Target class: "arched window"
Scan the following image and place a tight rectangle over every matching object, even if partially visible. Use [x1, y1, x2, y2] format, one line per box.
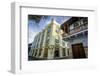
[54, 47, 59, 58]
[62, 48, 66, 56]
[43, 48, 48, 58]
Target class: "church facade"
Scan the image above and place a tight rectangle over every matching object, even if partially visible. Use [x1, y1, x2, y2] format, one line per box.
[29, 19, 69, 60]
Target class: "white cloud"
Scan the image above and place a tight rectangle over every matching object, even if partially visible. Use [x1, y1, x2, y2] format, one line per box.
[28, 29, 38, 44]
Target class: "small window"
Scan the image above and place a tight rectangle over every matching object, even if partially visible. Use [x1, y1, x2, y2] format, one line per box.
[67, 50, 69, 56]
[83, 18, 88, 24]
[44, 48, 48, 57]
[47, 29, 51, 33]
[56, 28, 60, 34]
[55, 39, 59, 43]
[46, 38, 49, 44]
[35, 50, 37, 56]
[39, 49, 42, 56]
[32, 49, 34, 55]
[62, 48, 66, 56]
[70, 25, 74, 30]
[54, 48, 59, 57]
[74, 22, 79, 28]
[62, 42, 65, 46]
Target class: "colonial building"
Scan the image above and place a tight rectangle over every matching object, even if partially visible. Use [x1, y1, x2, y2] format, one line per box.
[29, 19, 69, 60]
[61, 17, 88, 58]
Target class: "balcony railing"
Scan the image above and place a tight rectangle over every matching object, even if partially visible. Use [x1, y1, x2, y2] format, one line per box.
[69, 24, 87, 35]
[62, 24, 88, 37]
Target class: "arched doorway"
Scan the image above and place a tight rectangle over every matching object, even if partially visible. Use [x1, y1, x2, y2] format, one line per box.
[43, 48, 48, 58]
[54, 48, 59, 58]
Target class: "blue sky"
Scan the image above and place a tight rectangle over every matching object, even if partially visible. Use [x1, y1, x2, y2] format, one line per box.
[28, 15, 71, 44]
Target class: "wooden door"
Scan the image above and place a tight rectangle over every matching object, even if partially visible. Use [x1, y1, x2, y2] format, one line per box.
[43, 48, 48, 58]
[72, 43, 86, 58]
[54, 48, 59, 58]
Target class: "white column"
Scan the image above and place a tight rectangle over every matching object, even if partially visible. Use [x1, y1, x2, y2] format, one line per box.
[34, 35, 38, 57]
[36, 34, 40, 58]
[47, 48, 51, 59]
[32, 39, 37, 57]
[47, 46, 54, 59]
[38, 33, 43, 58]
[33, 49, 36, 57]
[52, 47, 55, 59]
[59, 36, 63, 58]
[65, 48, 68, 56]
[59, 47, 63, 58]
[40, 48, 44, 58]
[40, 30, 47, 58]
[38, 33, 42, 48]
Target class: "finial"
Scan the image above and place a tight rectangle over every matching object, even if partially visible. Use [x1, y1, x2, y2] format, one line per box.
[51, 18, 60, 25]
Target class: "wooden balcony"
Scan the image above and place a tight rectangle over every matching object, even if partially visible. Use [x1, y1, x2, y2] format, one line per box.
[69, 24, 87, 35]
